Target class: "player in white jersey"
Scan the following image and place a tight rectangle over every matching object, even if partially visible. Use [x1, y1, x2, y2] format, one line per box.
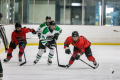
[37, 16, 51, 53]
[34, 21, 62, 65]
[37, 16, 51, 39]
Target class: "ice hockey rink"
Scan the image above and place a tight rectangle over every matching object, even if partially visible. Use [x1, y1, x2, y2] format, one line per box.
[1, 0, 120, 80]
[0, 45, 120, 80]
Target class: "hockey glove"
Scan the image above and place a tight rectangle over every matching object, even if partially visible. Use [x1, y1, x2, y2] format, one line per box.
[53, 33, 59, 40]
[38, 33, 41, 39]
[65, 47, 71, 54]
[18, 41, 24, 45]
[32, 29, 37, 34]
[5, 48, 8, 51]
[75, 53, 81, 60]
[18, 41, 26, 47]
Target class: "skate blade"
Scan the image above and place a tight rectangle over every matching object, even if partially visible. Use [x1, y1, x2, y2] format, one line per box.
[33, 63, 37, 65]
[3, 61, 9, 63]
[19, 61, 22, 62]
[47, 62, 52, 66]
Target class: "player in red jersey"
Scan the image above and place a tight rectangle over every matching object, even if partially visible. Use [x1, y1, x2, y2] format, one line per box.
[64, 31, 98, 68]
[4, 23, 36, 62]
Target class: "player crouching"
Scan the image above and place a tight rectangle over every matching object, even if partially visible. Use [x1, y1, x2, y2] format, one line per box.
[34, 21, 62, 65]
[64, 31, 98, 68]
[4, 23, 36, 62]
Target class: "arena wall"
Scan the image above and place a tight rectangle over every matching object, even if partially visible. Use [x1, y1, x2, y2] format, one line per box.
[0, 25, 120, 47]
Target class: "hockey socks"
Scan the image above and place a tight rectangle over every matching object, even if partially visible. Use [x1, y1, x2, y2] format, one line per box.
[48, 53, 54, 65]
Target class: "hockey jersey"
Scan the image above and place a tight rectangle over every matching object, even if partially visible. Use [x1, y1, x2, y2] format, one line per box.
[11, 27, 34, 45]
[64, 36, 91, 53]
[40, 25, 62, 46]
[37, 22, 47, 38]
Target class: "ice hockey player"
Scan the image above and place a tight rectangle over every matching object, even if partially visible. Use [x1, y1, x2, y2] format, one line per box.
[37, 16, 51, 53]
[0, 13, 9, 79]
[64, 31, 98, 68]
[34, 21, 62, 65]
[4, 23, 36, 62]
[37, 16, 51, 39]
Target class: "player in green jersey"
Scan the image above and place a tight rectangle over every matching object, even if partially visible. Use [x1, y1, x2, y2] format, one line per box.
[34, 21, 62, 65]
[37, 16, 51, 39]
[37, 16, 51, 53]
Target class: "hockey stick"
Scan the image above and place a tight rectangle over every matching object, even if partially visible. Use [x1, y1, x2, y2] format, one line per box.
[79, 58, 99, 69]
[111, 26, 120, 32]
[55, 41, 66, 68]
[20, 44, 27, 66]
[44, 45, 47, 53]
[26, 37, 39, 39]
[113, 30, 120, 32]
[70, 53, 99, 69]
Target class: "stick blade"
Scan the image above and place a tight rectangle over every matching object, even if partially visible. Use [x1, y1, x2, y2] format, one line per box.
[20, 62, 27, 66]
[114, 30, 118, 32]
[59, 64, 66, 68]
[94, 63, 99, 69]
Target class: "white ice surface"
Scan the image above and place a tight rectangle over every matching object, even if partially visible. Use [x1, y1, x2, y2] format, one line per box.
[0, 45, 120, 80]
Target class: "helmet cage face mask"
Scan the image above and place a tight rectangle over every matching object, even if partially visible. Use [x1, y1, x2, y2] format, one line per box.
[72, 31, 79, 42]
[46, 19, 51, 26]
[16, 27, 21, 33]
[50, 25, 56, 31]
[49, 21, 56, 32]
[72, 36, 79, 42]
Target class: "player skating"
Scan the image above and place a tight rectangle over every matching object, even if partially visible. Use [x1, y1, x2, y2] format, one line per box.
[37, 16, 51, 53]
[34, 21, 62, 65]
[3, 23, 36, 62]
[64, 31, 98, 68]
[37, 16, 51, 39]
[0, 13, 9, 79]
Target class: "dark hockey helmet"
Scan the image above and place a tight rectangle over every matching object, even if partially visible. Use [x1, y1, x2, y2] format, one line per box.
[0, 13, 3, 20]
[49, 20, 56, 25]
[72, 31, 79, 42]
[46, 16, 51, 20]
[15, 22, 22, 33]
[15, 22, 22, 28]
[46, 16, 51, 26]
[72, 31, 79, 37]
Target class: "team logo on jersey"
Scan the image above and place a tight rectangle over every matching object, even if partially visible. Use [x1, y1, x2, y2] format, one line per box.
[15, 34, 24, 40]
[47, 35, 54, 39]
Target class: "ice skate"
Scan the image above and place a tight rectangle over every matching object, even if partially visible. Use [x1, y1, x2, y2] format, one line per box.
[3, 58, 10, 62]
[47, 59, 52, 65]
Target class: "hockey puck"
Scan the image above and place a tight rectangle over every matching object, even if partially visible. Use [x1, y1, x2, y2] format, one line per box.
[112, 71, 114, 74]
